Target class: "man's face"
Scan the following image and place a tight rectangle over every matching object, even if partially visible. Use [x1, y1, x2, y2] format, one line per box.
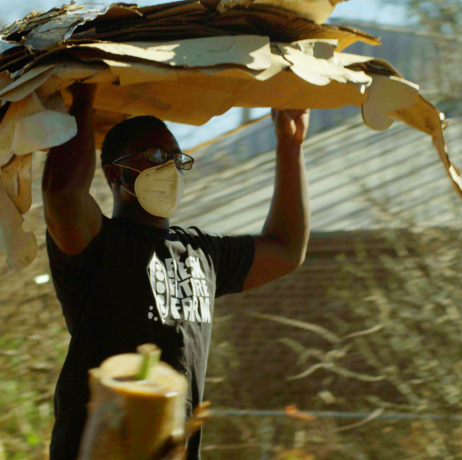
[111, 126, 184, 193]
[120, 126, 182, 173]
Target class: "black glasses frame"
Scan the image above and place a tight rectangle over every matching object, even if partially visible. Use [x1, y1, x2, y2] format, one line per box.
[113, 147, 195, 171]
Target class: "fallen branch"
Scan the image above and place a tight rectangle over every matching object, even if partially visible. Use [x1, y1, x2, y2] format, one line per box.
[331, 408, 385, 433]
[247, 312, 341, 344]
[288, 362, 386, 382]
[345, 324, 385, 339]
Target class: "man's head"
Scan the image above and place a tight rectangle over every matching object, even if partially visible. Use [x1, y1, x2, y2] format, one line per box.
[101, 116, 192, 220]
[101, 116, 180, 187]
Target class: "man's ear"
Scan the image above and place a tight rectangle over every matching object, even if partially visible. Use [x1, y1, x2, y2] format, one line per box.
[104, 164, 121, 186]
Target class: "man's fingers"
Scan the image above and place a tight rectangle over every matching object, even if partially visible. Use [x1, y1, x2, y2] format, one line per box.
[288, 109, 310, 119]
[272, 109, 292, 125]
[272, 109, 310, 121]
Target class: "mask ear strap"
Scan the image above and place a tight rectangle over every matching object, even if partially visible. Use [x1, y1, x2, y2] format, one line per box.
[120, 185, 137, 198]
[114, 164, 139, 197]
[114, 163, 141, 174]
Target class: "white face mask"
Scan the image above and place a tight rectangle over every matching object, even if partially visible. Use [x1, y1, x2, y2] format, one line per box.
[116, 160, 185, 218]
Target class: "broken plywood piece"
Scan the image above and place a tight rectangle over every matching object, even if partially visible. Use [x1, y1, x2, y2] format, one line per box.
[0, 189, 37, 271]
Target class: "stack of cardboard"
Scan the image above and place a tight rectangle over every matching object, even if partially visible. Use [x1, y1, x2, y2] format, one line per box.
[0, 0, 459, 270]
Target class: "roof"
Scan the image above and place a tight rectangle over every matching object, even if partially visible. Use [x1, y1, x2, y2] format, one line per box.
[172, 99, 462, 233]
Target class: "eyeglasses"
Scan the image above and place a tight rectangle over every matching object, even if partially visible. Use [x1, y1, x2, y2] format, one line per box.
[113, 148, 195, 171]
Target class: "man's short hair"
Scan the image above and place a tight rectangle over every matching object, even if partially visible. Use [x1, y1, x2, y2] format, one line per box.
[101, 115, 168, 168]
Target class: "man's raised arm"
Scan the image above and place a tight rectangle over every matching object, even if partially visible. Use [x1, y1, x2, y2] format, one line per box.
[243, 109, 311, 290]
[42, 84, 102, 255]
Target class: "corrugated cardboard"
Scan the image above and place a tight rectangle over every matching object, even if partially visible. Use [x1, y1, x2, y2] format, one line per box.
[0, 0, 458, 271]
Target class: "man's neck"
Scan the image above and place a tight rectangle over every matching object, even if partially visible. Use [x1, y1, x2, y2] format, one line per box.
[112, 203, 169, 229]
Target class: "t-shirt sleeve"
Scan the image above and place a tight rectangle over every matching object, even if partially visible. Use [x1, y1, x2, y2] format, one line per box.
[187, 228, 255, 298]
[46, 216, 109, 333]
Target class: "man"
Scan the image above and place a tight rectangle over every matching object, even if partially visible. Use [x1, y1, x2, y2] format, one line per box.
[42, 83, 310, 460]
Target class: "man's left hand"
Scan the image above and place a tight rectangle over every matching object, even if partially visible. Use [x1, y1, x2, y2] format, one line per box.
[272, 109, 310, 146]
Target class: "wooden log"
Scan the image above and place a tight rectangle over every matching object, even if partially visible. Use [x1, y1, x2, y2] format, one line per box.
[78, 344, 190, 460]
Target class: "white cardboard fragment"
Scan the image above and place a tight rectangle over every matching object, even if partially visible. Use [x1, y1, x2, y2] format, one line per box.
[0, 92, 45, 165]
[22, 4, 110, 50]
[362, 75, 419, 131]
[0, 188, 38, 271]
[78, 35, 272, 70]
[12, 110, 77, 155]
[0, 90, 76, 157]
[0, 65, 56, 102]
[276, 41, 371, 86]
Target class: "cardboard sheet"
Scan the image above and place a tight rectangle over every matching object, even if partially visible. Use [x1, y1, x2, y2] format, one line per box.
[391, 97, 462, 201]
[0, 93, 45, 166]
[0, 188, 37, 271]
[0, 0, 457, 271]
[0, 170, 18, 197]
[362, 75, 420, 131]
[77, 44, 371, 126]
[36, 61, 112, 98]
[103, 60, 180, 86]
[1, 154, 32, 215]
[218, 0, 255, 12]
[78, 35, 272, 70]
[215, 0, 344, 24]
[0, 65, 56, 102]
[11, 4, 111, 51]
[0, 90, 77, 158]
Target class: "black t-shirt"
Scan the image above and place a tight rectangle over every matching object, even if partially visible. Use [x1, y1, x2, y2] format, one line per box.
[47, 215, 255, 460]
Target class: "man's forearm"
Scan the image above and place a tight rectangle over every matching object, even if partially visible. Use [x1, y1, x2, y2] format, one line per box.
[262, 141, 310, 266]
[42, 86, 96, 194]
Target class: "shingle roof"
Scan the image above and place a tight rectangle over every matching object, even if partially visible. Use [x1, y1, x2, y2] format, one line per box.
[173, 99, 462, 234]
